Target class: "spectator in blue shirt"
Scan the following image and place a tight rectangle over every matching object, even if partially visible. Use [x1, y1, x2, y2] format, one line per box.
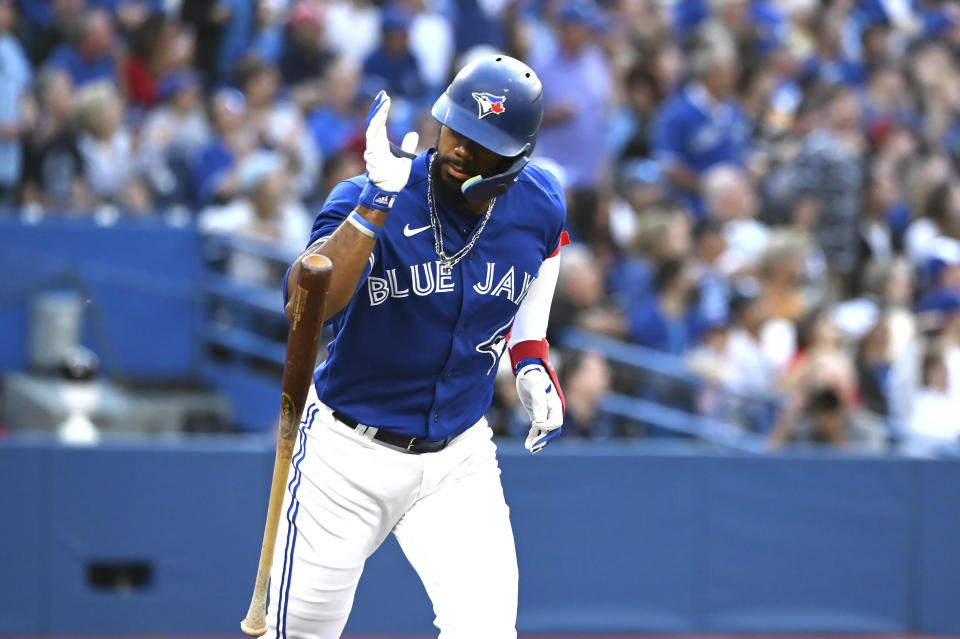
[798, 12, 865, 88]
[214, 0, 254, 85]
[307, 59, 362, 158]
[608, 63, 660, 161]
[362, 6, 425, 101]
[652, 23, 752, 219]
[533, 1, 613, 242]
[193, 88, 249, 206]
[45, 9, 116, 87]
[628, 258, 701, 355]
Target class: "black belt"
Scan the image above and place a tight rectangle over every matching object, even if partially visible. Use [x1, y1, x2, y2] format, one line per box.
[332, 410, 452, 454]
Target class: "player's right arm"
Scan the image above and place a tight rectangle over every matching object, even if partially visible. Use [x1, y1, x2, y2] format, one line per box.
[285, 91, 418, 322]
[285, 203, 384, 322]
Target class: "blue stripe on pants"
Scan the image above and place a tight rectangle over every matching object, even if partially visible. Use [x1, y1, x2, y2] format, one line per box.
[274, 406, 318, 638]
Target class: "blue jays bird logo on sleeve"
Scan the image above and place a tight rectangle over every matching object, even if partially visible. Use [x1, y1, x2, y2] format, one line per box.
[472, 93, 506, 118]
[476, 320, 514, 375]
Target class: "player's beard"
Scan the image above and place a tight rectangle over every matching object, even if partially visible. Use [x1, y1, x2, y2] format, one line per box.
[431, 150, 474, 211]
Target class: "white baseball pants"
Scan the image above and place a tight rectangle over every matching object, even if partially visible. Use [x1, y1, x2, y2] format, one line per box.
[265, 383, 519, 639]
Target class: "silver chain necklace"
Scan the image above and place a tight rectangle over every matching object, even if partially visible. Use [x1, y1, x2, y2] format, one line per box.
[427, 154, 495, 275]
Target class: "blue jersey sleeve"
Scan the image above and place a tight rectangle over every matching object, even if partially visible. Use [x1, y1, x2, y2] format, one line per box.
[522, 164, 568, 258]
[282, 176, 374, 307]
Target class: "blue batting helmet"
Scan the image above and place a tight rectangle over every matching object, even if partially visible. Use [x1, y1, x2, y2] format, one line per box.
[431, 54, 544, 202]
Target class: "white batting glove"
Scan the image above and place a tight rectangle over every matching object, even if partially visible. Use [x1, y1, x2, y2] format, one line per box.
[358, 91, 419, 211]
[516, 363, 564, 454]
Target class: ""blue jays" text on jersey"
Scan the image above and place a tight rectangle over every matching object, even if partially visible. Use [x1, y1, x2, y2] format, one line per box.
[295, 150, 566, 441]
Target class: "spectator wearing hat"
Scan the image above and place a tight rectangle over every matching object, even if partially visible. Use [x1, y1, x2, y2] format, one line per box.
[652, 23, 752, 220]
[279, 1, 334, 90]
[916, 236, 960, 307]
[607, 159, 664, 251]
[0, 0, 31, 205]
[139, 71, 211, 207]
[362, 5, 425, 101]
[533, 0, 613, 242]
[45, 9, 117, 88]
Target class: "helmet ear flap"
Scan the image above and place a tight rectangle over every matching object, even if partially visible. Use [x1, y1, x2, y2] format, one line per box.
[461, 154, 530, 203]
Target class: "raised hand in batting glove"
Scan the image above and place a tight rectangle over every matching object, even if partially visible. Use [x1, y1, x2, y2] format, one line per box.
[515, 360, 564, 454]
[359, 90, 419, 211]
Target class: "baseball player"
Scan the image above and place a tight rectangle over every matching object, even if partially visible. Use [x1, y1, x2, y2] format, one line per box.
[270, 54, 568, 638]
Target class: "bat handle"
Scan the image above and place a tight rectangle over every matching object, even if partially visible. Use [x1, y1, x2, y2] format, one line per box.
[240, 573, 269, 636]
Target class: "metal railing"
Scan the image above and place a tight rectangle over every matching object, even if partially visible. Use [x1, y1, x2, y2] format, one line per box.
[556, 328, 779, 449]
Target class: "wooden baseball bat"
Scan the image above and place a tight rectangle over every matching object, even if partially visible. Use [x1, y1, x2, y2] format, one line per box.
[241, 254, 333, 637]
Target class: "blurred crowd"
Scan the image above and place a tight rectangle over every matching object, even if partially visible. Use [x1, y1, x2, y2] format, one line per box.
[2, 0, 960, 452]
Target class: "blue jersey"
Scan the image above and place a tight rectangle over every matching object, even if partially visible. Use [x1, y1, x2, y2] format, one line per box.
[300, 151, 566, 440]
[652, 84, 752, 218]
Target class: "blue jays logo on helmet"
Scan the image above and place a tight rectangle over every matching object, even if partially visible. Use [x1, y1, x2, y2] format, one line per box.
[472, 92, 506, 119]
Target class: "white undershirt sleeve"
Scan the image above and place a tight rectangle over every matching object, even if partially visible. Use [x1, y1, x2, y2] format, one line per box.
[508, 251, 561, 347]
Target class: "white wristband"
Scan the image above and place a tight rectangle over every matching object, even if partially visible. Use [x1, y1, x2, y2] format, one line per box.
[346, 211, 381, 239]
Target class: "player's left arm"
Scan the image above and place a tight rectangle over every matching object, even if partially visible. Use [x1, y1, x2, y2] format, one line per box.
[509, 240, 567, 453]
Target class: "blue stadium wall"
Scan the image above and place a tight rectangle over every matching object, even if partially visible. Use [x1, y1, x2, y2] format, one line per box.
[1, 439, 959, 636]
